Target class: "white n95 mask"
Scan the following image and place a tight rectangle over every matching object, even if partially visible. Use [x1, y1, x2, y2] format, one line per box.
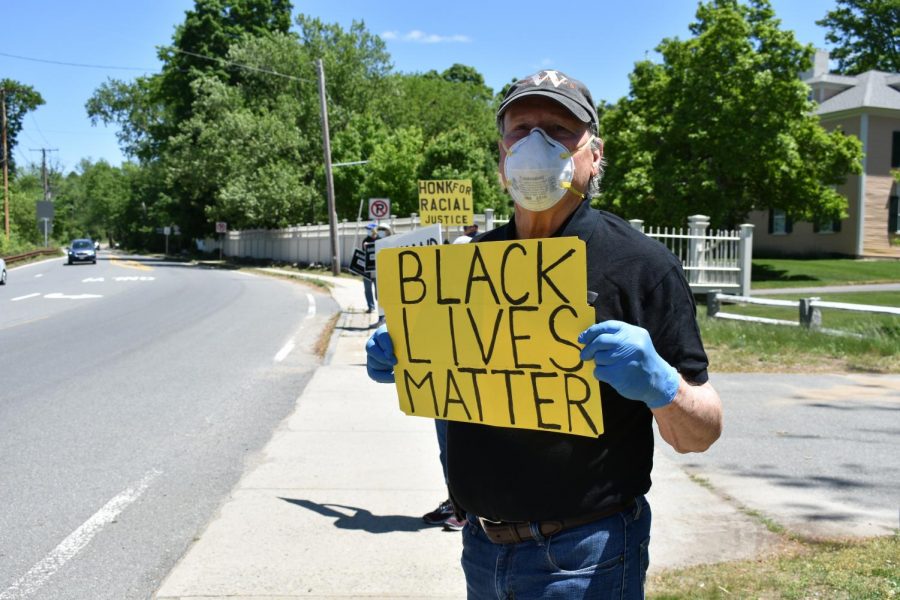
[502, 128, 590, 212]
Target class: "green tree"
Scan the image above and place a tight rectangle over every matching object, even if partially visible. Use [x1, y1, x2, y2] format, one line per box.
[597, 0, 863, 228]
[419, 126, 506, 214]
[817, 0, 900, 74]
[0, 81, 45, 175]
[360, 126, 425, 217]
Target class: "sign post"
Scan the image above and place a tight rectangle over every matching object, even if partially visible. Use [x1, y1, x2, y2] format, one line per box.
[215, 221, 227, 260]
[368, 198, 390, 221]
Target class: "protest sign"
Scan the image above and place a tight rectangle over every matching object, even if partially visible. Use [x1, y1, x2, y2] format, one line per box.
[418, 179, 473, 226]
[376, 237, 603, 438]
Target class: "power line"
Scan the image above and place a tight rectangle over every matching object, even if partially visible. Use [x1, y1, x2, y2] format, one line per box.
[30, 114, 51, 146]
[162, 46, 313, 84]
[0, 50, 154, 72]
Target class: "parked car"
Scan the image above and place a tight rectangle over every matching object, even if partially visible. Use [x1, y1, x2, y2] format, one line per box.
[67, 239, 97, 265]
[0, 257, 6, 285]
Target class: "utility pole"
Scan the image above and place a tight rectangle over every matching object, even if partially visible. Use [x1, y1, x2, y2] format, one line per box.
[30, 148, 58, 201]
[1, 87, 9, 241]
[316, 59, 340, 277]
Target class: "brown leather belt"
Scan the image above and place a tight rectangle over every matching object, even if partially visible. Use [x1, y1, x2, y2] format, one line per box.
[475, 499, 635, 545]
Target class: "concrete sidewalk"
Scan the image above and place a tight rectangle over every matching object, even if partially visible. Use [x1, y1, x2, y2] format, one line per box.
[155, 273, 778, 599]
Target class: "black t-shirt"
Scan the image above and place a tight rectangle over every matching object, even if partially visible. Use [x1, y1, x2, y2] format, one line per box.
[447, 201, 709, 522]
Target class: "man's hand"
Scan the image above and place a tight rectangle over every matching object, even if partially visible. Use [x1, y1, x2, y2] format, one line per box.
[578, 320, 679, 409]
[365, 324, 397, 383]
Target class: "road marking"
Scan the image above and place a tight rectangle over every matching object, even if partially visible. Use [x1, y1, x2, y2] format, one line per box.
[44, 293, 103, 300]
[34, 274, 43, 278]
[110, 257, 153, 272]
[82, 277, 105, 282]
[274, 340, 296, 363]
[113, 276, 155, 282]
[0, 469, 161, 600]
[11, 293, 40, 302]
[0, 316, 48, 331]
[306, 293, 316, 318]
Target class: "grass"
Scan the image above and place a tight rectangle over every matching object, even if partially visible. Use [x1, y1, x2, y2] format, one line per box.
[647, 534, 899, 599]
[702, 286, 900, 372]
[752, 258, 900, 289]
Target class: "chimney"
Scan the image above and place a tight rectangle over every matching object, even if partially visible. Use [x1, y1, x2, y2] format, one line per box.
[802, 49, 830, 80]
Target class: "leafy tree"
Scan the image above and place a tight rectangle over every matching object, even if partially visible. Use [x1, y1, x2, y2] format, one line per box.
[597, 0, 863, 229]
[419, 126, 506, 214]
[0, 81, 45, 175]
[359, 126, 425, 217]
[817, 0, 900, 74]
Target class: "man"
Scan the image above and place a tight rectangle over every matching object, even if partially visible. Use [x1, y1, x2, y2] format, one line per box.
[453, 223, 479, 244]
[366, 70, 722, 599]
[360, 223, 378, 313]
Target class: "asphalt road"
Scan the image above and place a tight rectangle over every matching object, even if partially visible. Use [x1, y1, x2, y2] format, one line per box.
[659, 372, 900, 538]
[0, 252, 338, 600]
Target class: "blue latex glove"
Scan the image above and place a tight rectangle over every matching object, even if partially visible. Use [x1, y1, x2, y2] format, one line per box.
[578, 320, 679, 409]
[365, 324, 397, 383]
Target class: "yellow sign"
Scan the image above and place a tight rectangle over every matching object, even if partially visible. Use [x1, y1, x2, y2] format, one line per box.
[377, 237, 603, 437]
[418, 179, 473, 226]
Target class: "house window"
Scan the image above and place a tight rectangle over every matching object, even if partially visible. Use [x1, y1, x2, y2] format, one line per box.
[768, 209, 792, 234]
[890, 195, 899, 233]
[814, 218, 842, 234]
[892, 132, 900, 169]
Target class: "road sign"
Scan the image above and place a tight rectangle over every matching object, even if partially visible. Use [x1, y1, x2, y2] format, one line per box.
[368, 198, 390, 220]
[216, 221, 227, 233]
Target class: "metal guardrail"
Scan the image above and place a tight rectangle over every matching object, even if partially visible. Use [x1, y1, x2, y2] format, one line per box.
[707, 290, 899, 337]
[2, 248, 61, 265]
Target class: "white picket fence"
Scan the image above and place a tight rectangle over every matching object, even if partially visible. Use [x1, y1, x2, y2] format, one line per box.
[204, 212, 754, 295]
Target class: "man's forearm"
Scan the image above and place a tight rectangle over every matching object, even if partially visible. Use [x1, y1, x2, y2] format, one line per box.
[653, 379, 723, 453]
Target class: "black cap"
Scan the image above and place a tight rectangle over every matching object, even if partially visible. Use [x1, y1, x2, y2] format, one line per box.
[497, 70, 598, 129]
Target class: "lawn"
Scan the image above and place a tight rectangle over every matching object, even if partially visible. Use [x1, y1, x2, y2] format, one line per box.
[752, 258, 900, 289]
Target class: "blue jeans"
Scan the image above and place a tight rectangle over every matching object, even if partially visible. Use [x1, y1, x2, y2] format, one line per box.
[363, 276, 375, 311]
[461, 497, 651, 600]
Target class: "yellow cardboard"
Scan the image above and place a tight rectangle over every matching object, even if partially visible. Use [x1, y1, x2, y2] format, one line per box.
[377, 237, 603, 437]
[417, 179, 473, 226]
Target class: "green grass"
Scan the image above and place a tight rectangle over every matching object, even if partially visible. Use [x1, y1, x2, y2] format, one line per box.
[753, 258, 900, 289]
[648, 534, 899, 599]
[702, 289, 900, 373]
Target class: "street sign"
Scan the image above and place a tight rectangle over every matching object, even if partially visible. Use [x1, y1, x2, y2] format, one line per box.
[368, 198, 390, 220]
[215, 221, 227, 234]
[163, 226, 171, 236]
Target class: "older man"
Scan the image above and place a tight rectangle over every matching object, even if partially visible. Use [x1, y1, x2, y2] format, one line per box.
[366, 70, 722, 599]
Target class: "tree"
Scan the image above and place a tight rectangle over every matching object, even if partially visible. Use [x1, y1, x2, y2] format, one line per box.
[0, 81, 45, 175]
[597, 0, 863, 229]
[817, 0, 900, 74]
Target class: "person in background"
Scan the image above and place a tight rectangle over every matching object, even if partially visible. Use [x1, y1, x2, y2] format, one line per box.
[366, 69, 722, 598]
[360, 223, 378, 313]
[453, 223, 479, 244]
[422, 220, 482, 531]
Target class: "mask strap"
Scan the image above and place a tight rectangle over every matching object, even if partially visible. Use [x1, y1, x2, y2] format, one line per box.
[560, 181, 586, 200]
[559, 135, 594, 159]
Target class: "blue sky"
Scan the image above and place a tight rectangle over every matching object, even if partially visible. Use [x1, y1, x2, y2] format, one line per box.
[2, 0, 836, 174]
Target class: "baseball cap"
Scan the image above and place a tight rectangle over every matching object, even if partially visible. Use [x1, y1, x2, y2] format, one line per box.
[497, 70, 598, 129]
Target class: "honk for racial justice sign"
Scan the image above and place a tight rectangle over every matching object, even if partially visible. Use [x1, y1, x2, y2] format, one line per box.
[418, 179, 473, 226]
[376, 237, 603, 438]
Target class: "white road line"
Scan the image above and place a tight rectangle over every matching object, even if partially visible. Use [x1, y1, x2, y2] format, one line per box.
[44, 293, 103, 300]
[34, 274, 43, 278]
[274, 340, 295, 363]
[0, 469, 161, 600]
[11, 293, 40, 302]
[306, 293, 316, 318]
[82, 277, 105, 283]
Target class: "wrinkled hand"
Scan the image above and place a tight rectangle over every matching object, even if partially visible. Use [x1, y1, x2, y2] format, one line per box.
[365, 324, 397, 383]
[578, 320, 679, 409]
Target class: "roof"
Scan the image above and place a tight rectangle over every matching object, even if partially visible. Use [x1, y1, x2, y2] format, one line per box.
[806, 70, 900, 115]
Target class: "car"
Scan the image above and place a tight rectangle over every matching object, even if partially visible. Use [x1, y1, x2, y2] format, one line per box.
[0, 257, 6, 285]
[67, 239, 97, 265]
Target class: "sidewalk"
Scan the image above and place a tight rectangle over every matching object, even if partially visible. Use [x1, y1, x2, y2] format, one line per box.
[155, 273, 778, 599]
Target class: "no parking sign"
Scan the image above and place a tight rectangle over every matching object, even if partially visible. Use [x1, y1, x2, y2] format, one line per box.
[368, 198, 390, 220]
